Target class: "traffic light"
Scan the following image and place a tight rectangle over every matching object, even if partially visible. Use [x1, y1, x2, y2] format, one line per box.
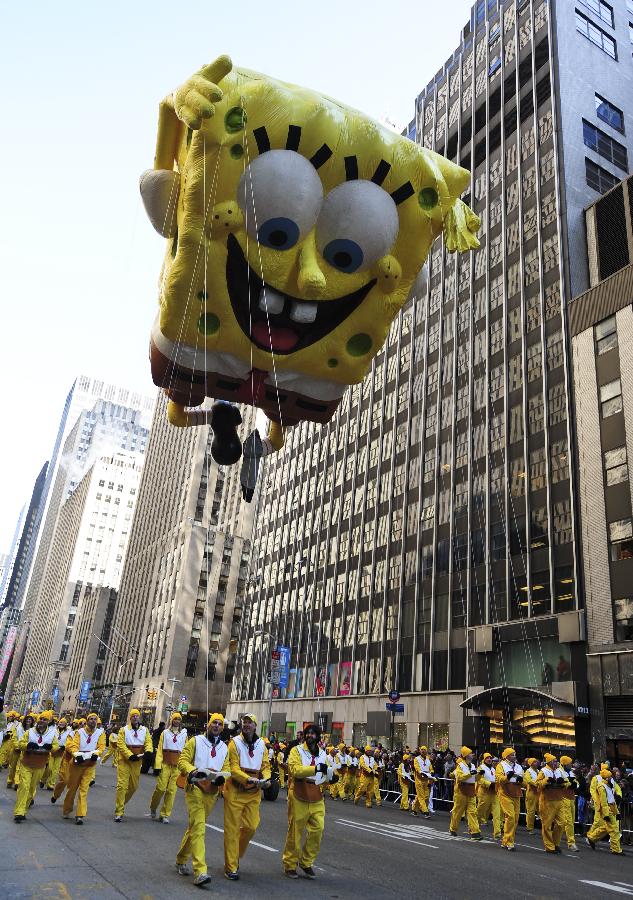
[147, 689, 158, 701]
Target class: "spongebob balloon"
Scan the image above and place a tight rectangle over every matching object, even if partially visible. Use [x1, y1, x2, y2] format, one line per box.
[141, 55, 479, 488]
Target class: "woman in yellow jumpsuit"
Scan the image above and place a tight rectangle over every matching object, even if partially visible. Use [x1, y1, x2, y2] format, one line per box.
[13, 712, 58, 822]
[413, 746, 435, 817]
[559, 755, 579, 851]
[114, 709, 153, 821]
[476, 752, 501, 839]
[398, 755, 415, 811]
[62, 712, 106, 824]
[495, 748, 524, 851]
[586, 769, 623, 855]
[449, 747, 482, 839]
[223, 713, 271, 881]
[8, 712, 35, 789]
[175, 712, 230, 886]
[150, 712, 187, 823]
[536, 752, 568, 853]
[45, 718, 71, 789]
[354, 746, 377, 808]
[523, 758, 540, 832]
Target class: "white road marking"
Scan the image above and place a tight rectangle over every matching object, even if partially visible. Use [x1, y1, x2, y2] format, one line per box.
[616, 886, 633, 890]
[580, 882, 633, 895]
[335, 818, 439, 849]
[205, 823, 278, 852]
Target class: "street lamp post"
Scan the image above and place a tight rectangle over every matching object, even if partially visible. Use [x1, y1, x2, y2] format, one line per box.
[109, 657, 135, 728]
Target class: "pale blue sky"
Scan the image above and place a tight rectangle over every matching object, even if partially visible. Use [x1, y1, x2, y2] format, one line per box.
[0, 0, 473, 551]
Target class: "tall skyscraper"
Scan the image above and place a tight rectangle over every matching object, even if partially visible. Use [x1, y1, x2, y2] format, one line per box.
[227, 0, 632, 756]
[1, 464, 48, 611]
[94, 395, 255, 728]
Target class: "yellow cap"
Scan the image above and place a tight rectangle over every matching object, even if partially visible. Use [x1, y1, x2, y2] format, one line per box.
[461, 746, 473, 757]
[327, 745, 334, 752]
[419, 745, 428, 752]
[403, 754, 410, 761]
[560, 755, 573, 766]
[602, 769, 612, 778]
[338, 742, 345, 750]
[365, 745, 372, 753]
[544, 753, 557, 764]
[208, 712, 224, 726]
[170, 712, 182, 723]
[241, 712, 257, 725]
[39, 710, 53, 721]
[482, 752, 493, 761]
[527, 757, 538, 765]
[87, 711, 99, 719]
[501, 747, 515, 760]
[58, 718, 68, 727]
[129, 708, 141, 718]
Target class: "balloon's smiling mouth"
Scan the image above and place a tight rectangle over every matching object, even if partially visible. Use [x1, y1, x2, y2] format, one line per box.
[225, 234, 375, 355]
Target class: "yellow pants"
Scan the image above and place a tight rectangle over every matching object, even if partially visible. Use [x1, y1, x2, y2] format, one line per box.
[7, 748, 20, 785]
[354, 773, 375, 807]
[498, 792, 520, 847]
[336, 770, 348, 799]
[399, 779, 411, 809]
[344, 771, 356, 800]
[587, 804, 621, 854]
[46, 753, 63, 789]
[14, 765, 44, 817]
[282, 795, 325, 871]
[328, 779, 338, 799]
[562, 797, 576, 847]
[176, 786, 220, 877]
[101, 746, 118, 766]
[540, 797, 564, 852]
[150, 763, 179, 818]
[450, 789, 479, 835]
[223, 780, 262, 874]
[373, 775, 382, 806]
[278, 767, 286, 788]
[0, 737, 12, 768]
[413, 777, 431, 814]
[525, 787, 539, 831]
[477, 788, 501, 837]
[115, 758, 142, 817]
[63, 762, 96, 818]
[52, 755, 72, 801]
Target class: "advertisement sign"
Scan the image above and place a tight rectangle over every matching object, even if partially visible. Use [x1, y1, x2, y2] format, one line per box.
[31, 689, 41, 704]
[0, 625, 17, 683]
[338, 661, 352, 696]
[271, 646, 290, 688]
[52, 686, 60, 706]
[79, 680, 91, 702]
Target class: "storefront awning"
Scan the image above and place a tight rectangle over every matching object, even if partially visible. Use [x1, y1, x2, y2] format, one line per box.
[461, 686, 576, 717]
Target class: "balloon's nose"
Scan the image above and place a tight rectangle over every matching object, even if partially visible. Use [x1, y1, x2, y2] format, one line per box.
[297, 230, 326, 299]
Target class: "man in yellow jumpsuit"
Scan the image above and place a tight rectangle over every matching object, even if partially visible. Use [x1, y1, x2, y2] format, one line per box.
[223, 713, 271, 880]
[334, 743, 348, 800]
[354, 746, 377, 807]
[114, 708, 153, 821]
[51, 719, 78, 806]
[13, 712, 58, 822]
[495, 748, 524, 851]
[586, 768, 623, 855]
[372, 749, 384, 807]
[398, 754, 415, 811]
[100, 727, 119, 766]
[0, 711, 18, 770]
[62, 711, 106, 824]
[150, 711, 187, 823]
[344, 747, 358, 801]
[325, 746, 338, 798]
[476, 752, 501, 839]
[559, 755, 579, 851]
[351, 749, 361, 798]
[523, 758, 540, 832]
[277, 742, 287, 789]
[412, 746, 435, 817]
[175, 712, 230, 886]
[449, 747, 482, 839]
[282, 723, 335, 880]
[536, 752, 568, 853]
[8, 712, 35, 789]
[45, 718, 71, 790]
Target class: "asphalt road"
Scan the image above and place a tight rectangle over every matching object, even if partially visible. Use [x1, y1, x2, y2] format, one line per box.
[0, 764, 631, 899]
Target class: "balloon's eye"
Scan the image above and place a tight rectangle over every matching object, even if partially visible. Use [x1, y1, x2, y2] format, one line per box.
[323, 239, 364, 273]
[257, 217, 300, 251]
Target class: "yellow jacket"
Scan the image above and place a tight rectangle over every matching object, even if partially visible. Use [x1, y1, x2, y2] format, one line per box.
[593, 780, 617, 818]
[65, 728, 106, 759]
[19, 731, 59, 755]
[177, 735, 230, 784]
[228, 737, 271, 787]
[287, 744, 320, 781]
[117, 724, 153, 761]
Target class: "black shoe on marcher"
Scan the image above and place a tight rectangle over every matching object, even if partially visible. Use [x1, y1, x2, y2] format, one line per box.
[224, 871, 239, 881]
[586, 836, 596, 850]
[75, 817, 83, 825]
[554, 846, 561, 854]
[300, 866, 316, 879]
[51, 796, 57, 804]
[14, 815, 25, 823]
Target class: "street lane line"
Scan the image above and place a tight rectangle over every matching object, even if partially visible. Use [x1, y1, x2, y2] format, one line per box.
[579, 882, 633, 895]
[369, 820, 464, 842]
[335, 818, 439, 849]
[205, 823, 278, 852]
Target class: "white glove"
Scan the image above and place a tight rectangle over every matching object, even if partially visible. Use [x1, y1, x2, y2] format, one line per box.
[74, 752, 85, 762]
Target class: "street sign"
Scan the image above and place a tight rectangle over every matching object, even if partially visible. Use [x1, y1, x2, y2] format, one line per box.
[79, 680, 91, 702]
[179, 702, 189, 713]
[180, 695, 188, 703]
[52, 686, 59, 706]
[272, 646, 290, 688]
[386, 703, 405, 714]
[31, 689, 41, 704]
[388, 690, 400, 703]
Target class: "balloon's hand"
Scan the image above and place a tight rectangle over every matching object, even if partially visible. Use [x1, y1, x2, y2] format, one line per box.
[173, 55, 233, 129]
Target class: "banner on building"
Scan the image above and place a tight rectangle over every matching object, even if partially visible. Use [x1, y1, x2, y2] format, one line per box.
[0, 625, 18, 683]
[338, 662, 352, 696]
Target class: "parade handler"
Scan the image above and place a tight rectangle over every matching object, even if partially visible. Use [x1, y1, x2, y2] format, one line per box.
[14, 712, 58, 822]
[150, 711, 187, 823]
[62, 712, 106, 824]
[223, 713, 271, 880]
[449, 746, 482, 839]
[175, 712, 229, 886]
[495, 748, 524, 851]
[114, 708, 153, 821]
[282, 722, 336, 880]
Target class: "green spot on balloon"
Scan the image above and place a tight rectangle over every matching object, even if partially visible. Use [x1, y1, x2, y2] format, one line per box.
[418, 187, 439, 210]
[346, 334, 372, 357]
[327, 358, 338, 368]
[230, 144, 244, 159]
[198, 313, 219, 335]
[225, 107, 247, 134]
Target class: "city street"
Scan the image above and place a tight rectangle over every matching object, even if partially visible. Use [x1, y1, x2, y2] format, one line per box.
[0, 764, 631, 900]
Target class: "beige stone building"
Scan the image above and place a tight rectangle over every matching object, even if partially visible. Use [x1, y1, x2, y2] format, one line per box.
[96, 395, 255, 729]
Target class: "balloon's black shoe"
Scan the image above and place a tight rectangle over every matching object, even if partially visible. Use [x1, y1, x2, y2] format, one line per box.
[210, 402, 242, 465]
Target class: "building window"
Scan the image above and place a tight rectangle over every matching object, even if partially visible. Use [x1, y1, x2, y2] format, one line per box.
[583, 120, 628, 171]
[575, 10, 617, 57]
[604, 446, 629, 486]
[586, 158, 620, 194]
[600, 379, 623, 418]
[595, 94, 624, 133]
[610, 519, 633, 560]
[595, 315, 618, 355]
[578, 0, 613, 27]
[614, 597, 633, 641]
